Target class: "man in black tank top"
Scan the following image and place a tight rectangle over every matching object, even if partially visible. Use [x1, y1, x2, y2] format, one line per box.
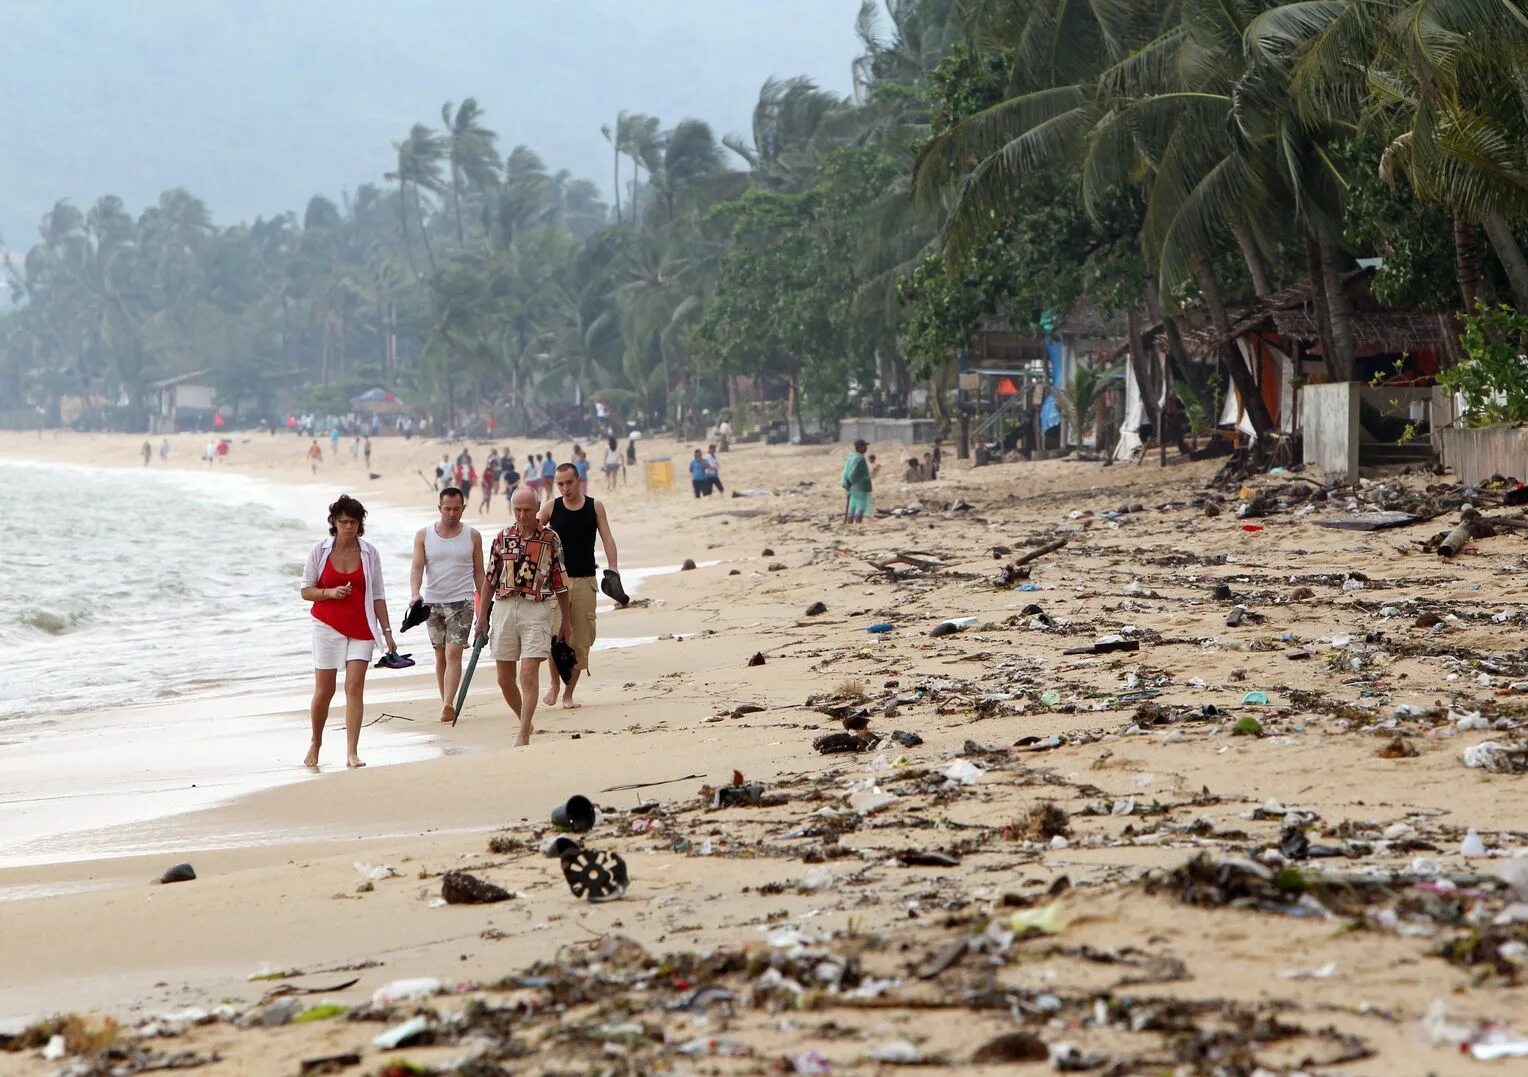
[537, 462, 619, 709]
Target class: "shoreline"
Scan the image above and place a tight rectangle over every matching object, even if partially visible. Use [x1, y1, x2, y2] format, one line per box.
[2, 430, 1521, 1075]
[0, 431, 713, 878]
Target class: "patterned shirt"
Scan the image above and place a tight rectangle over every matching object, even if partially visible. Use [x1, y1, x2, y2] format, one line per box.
[487, 523, 568, 601]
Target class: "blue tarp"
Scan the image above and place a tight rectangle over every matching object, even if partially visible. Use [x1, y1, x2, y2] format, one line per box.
[1040, 338, 1064, 431]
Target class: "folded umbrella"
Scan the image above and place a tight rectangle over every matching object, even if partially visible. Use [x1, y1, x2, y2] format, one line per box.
[452, 596, 494, 726]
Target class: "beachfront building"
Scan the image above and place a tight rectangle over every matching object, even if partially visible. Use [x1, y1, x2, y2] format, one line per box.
[147, 369, 217, 433]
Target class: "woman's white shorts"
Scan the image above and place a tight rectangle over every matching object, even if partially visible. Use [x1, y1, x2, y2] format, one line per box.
[312, 621, 374, 669]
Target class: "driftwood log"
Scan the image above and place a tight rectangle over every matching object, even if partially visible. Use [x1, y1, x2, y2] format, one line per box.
[1438, 507, 1486, 558]
[865, 551, 943, 573]
[994, 537, 1068, 586]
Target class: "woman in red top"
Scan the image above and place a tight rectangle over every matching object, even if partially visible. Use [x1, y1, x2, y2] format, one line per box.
[299, 494, 395, 769]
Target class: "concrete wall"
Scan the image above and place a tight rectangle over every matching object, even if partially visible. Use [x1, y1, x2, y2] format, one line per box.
[838, 418, 938, 446]
[1301, 382, 1359, 481]
[1437, 426, 1528, 484]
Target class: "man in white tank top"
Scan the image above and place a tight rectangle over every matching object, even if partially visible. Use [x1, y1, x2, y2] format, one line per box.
[410, 486, 485, 722]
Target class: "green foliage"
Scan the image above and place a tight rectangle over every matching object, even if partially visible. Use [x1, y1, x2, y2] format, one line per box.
[689, 146, 899, 421]
[1440, 304, 1528, 425]
[1339, 139, 1458, 311]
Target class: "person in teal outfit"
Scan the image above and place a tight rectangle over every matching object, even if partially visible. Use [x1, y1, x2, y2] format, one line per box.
[841, 439, 873, 524]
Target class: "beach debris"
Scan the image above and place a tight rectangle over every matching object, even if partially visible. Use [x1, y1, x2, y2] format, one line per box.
[681, 558, 698, 570]
[762, 548, 775, 556]
[748, 651, 767, 666]
[1007, 900, 1069, 936]
[1378, 736, 1419, 758]
[561, 848, 628, 902]
[373, 1015, 433, 1049]
[813, 731, 879, 754]
[890, 729, 923, 747]
[930, 616, 977, 637]
[768, 562, 787, 571]
[993, 536, 1068, 587]
[550, 794, 597, 832]
[804, 601, 827, 616]
[1062, 638, 1139, 655]
[970, 1031, 1048, 1063]
[370, 978, 441, 1007]
[158, 863, 196, 884]
[298, 1052, 362, 1074]
[897, 849, 960, 867]
[865, 1040, 923, 1064]
[713, 783, 766, 808]
[1463, 740, 1528, 772]
[540, 835, 580, 858]
[1021, 802, 1071, 841]
[1314, 511, 1424, 531]
[1439, 507, 1485, 557]
[442, 871, 514, 905]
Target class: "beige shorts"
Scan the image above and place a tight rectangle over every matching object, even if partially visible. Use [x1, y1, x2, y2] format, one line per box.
[567, 576, 597, 671]
[489, 593, 552, 662]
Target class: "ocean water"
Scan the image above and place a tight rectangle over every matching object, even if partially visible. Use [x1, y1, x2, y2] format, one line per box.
[0, 460, 425, 729]
[0, 460, 678, 870]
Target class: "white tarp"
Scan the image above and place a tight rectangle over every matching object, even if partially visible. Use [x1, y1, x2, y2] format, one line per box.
[1112, 360, 1145, 461]
[1227, 336, 1297, 438]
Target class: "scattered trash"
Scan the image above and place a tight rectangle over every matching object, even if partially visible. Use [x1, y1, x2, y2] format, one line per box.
[373, 1015, 432, 1049]
[158, 863, 196, 885]
[560, 848, 628, 902]
[1241, 690, 1270, 705]
[370, 978, 441, 1007]
[971, 1031, 1048, 1063]
[1006, 900, 1069, 936]
[804, 601, 828, 616]
[442, 871, 514, 905]
[681, 559, 697, 570]
[890, 729, 923, 747]
[551, 794, 597, 832]
[867, 622, 894, 633]
[747, 651, 767, 666]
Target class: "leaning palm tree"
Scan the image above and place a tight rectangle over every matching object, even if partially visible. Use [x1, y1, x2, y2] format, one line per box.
[1250, 0, 1528, 311]
[440, 98, 501, 245]
[386, 123, 448, 274]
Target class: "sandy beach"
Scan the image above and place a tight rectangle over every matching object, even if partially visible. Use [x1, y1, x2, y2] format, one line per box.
[2, 428, 1526, 1074]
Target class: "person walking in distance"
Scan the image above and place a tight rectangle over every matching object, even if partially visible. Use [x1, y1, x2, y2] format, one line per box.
[603, 436, 622, 492]
[537, 462, 618, 709]
[705, 443, 724, 493]
[841, 439, 873, 524]
[475, 485, 571, 746]
[409, 486, 485, 723]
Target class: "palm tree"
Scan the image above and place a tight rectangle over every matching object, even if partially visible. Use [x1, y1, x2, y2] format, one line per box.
[1250, 0, 1528, 311]
[440, 98, 501, 245]
[386, 123, 447, 274]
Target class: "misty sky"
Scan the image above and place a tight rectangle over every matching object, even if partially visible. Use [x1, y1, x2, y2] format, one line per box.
[0, 0, 865, 251]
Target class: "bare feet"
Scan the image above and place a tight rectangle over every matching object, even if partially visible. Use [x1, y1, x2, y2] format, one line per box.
[541, 687, 559, 707]
[304, 743, 320, 768]
[347, 755, 366, 768]
[515, 723, 534, 747]
[561, 696, 582, 709]
[440, 704, 455, 724]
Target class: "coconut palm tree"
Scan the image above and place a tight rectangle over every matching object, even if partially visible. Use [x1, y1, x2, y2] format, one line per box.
[440, 98, 501, 245]
[386, 123, 447, 274]
[1249, 0, 1528, 311]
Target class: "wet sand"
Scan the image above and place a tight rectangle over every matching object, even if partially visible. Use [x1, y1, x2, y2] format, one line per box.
[1, 429, 1525, 1073]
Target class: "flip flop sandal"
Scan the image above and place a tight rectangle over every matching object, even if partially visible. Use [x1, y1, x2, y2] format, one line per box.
[374, 651, 416, 670]
[560, 848, 628, 902]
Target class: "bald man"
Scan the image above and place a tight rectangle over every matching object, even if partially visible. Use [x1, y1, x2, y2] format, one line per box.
[474, 485, 571, 746]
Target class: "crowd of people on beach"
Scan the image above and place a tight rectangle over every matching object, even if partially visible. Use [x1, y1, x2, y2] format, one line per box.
[300, 450, 622, 768]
